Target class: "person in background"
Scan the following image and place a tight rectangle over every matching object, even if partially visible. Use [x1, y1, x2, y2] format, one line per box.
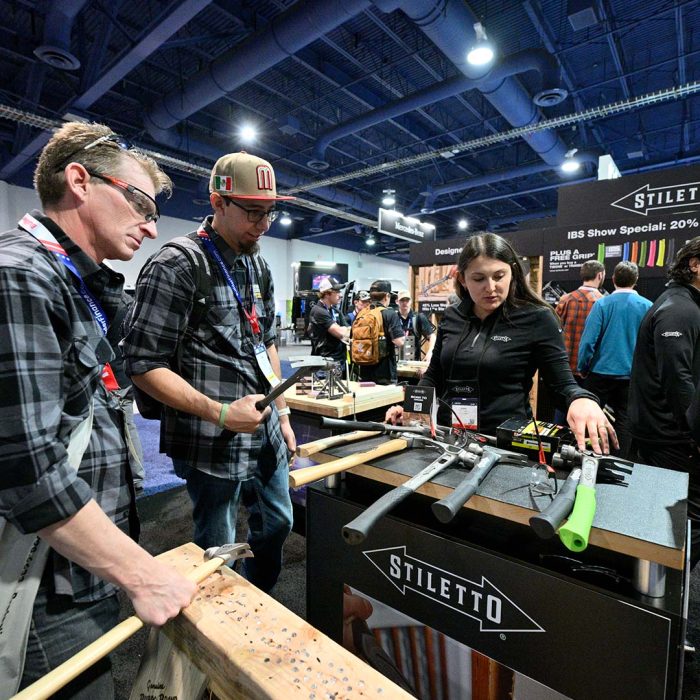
[347, 290, 370, 324]
[122, 151, 293, 593]
[577, 261, 652, 458]
[356, 280, 404, 385]
[308, 278, 350, 363]
[0, 122, 196, 698]
[386, 233, 616, 454]
[629, 238, 700, 568]
[395, 290, 436, 367]
[555, 260, 605, 380]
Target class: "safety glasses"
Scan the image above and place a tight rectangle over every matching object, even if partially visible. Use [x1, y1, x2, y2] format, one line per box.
[223, 197, 279, 223]
[86, 171, 160, 223]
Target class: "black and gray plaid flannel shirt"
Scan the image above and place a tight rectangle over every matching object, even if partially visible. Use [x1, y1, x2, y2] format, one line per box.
[121, 217, 286, 479]
[0, 212, 132, 602]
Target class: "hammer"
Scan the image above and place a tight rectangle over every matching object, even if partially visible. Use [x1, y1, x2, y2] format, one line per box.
[12, 543, 253, 700]
[255, 355, 331, 411]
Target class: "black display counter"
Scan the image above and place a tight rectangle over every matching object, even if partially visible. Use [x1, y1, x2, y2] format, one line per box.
[305, 440, 689, 699]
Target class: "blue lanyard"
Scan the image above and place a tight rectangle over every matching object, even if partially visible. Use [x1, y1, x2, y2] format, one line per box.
[196, 223, 261, 338]
[18, 213, 109, 336]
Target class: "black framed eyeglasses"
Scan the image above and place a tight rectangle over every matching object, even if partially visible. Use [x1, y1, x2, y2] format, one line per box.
[55, 133, 132, 173]
[87, 170, 160, 223]
[223, 197, 279, 223]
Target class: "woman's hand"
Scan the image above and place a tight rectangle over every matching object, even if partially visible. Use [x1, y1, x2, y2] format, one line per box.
[566, 398, 619, 454]
[385, 404, 404, 424]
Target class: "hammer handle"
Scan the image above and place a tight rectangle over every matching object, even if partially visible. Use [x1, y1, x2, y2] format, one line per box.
[255, 366, 309, 411]
[289, 439, 407, 488]
[297, 430, 380, 458]
[12, 556, 228, 700]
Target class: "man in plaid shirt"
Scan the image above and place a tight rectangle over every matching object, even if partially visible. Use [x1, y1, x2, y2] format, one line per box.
[555, 260, 606, 379]
[122, 152, 295, 593]
[0, 122, 196, 697]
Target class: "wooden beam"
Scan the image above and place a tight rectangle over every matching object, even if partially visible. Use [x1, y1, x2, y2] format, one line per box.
[158, 544, 415, 700]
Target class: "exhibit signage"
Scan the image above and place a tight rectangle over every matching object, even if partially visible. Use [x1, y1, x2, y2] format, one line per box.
[378, 208, 435, 243]
[557, 163, 700, 225]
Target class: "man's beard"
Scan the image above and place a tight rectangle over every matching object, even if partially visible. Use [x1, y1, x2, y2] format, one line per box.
[239, 240, 260, 255]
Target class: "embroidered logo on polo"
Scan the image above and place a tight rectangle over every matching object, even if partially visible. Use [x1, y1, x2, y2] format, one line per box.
[452, 385, 474, 394]
[661, 331, 683, 337]
[491, 335, 512, 342]
[363, 546, 544, 633]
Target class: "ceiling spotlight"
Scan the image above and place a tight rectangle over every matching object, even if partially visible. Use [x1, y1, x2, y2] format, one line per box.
[381, 188, 396, 207]
[366, 235, 376, 247]
[457, 218, 469, 231]
[467, 22, 495, 66]
[280, 211, 292, 226]
[240, 124, 257, 143]
[561, 148, 581, 173]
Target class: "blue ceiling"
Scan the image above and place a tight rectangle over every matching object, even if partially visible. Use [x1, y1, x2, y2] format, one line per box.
[0, 0, 698, 260]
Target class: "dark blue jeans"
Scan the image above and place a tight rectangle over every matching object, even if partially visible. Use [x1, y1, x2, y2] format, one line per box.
[173, 454, 293, 593]
[20, 582, 120, 699]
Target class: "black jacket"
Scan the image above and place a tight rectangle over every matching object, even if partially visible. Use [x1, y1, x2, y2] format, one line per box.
[420, 298, 595, 434]
[629, 282, 700, 445]
[308, 301, 347, 362]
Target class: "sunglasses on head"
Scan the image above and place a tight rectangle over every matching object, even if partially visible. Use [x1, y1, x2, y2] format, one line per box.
[55, 133, 133, 173]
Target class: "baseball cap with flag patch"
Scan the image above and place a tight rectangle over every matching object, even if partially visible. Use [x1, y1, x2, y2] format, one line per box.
[209, 151, 295, 201]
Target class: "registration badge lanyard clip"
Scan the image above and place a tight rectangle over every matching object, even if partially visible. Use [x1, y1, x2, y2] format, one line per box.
[18, 213, 119, 389]
[196, 225, 261, 338]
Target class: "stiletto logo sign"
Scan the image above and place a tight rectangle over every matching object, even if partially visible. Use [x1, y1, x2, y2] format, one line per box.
[612, 182, 700, 216]
[363, 546, 544, 633]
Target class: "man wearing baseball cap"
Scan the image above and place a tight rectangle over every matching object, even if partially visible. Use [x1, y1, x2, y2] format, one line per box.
[347, 290, 370, 324]
[396, 290, 436, 368]
[308, 277, 350, 362]
[123, 152, 295, 592]
[355, 280, 404, 384]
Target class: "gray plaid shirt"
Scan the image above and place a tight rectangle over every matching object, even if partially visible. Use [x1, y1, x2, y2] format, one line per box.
[122, 217, 286, 479]
[0, 212, 133, 602]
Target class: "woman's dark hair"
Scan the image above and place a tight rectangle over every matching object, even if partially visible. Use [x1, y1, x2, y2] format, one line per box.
[668, 237, 700, 284]
[454, 232, 550, 312]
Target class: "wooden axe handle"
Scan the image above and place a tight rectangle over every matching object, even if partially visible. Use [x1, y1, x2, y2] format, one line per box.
[289, 439, 408, 488]
[12, 554, 228, 700]
[297, 430, 380, 458]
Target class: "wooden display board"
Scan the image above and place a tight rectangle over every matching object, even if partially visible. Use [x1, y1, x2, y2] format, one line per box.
[157, 543, 413, 699]
[284, 381, 403, 418]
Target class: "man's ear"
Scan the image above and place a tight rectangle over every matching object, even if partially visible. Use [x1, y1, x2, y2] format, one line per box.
[210, 192, 225, 214]
[62, 162, 91, 203]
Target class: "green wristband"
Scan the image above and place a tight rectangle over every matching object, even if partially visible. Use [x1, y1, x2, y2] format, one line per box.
[218, 402, 230, 429]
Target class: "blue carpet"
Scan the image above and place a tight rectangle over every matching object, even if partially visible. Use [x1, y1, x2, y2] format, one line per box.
[136, 360, 297, 498]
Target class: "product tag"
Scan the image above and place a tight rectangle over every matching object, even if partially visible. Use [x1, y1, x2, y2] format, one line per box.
[254, 343, 279, 387]
[403, 385, 437, 432]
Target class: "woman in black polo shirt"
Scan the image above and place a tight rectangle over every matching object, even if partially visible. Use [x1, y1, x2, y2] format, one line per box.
[387, 232, 617, 453]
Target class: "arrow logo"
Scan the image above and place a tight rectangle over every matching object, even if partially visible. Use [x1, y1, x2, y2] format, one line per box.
[611, 182, 700, 216]
[363, 546, 544, 633]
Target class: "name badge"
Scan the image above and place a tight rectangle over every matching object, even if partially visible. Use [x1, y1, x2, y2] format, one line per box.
[254, 343, 280, 387]
[450, 397, 478, 430]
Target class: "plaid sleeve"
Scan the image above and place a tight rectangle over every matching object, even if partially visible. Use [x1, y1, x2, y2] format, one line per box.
[260, 257, 277, 347]
[121, 247, 197, 377]
[0, 260, 94, 533]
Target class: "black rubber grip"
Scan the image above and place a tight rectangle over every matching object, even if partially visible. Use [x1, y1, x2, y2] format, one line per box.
[529, 472, 579, 539]
[342, 486, 413, 544]
[431, 452, 498, 523]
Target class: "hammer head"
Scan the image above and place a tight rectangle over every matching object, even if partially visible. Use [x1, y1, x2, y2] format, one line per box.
[289, 355, 333, 370]
[204, 543, 254, 565]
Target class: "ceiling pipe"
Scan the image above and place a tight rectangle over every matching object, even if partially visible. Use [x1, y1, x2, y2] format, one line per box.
[372, 0, 570, 167]
[33, 0, 89, 71]
[0, 0, 213, 181]
[144, 0, 380, 141]
[421, 151, 600, 211]
[488, 208, 557, 228]
[308, 49, 565, 168]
